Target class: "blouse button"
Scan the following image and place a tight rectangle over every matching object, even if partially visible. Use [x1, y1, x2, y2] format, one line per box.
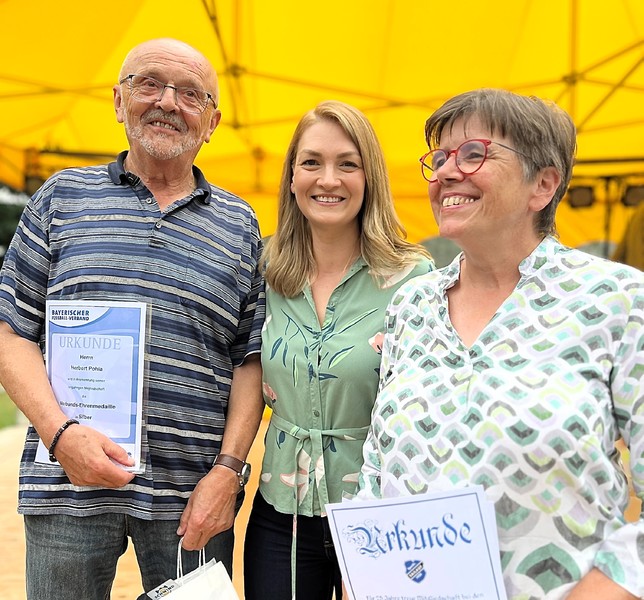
[313, 410, 320, 417]
[146, 198, 154, 204]
[154, 221, 162, 230]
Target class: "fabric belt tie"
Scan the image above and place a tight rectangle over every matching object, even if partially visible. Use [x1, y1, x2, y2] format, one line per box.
[270, 412, 369, 599]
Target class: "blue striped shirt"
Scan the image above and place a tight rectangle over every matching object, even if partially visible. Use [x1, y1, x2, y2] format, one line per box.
[0, 152, 265, 519]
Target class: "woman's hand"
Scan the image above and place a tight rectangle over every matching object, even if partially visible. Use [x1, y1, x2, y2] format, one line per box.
[566, 568, 638, 600]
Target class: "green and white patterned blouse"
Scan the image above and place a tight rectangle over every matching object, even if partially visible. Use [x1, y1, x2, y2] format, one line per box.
[358, 237, 644, 599]
[259, 257, 433, 517]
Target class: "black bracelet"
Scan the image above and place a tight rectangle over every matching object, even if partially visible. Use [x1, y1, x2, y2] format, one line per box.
[48, 418, 79, 462]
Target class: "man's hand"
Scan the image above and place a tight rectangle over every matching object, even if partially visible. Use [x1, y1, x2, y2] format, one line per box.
[177, 466, 240, 550]
[54, 423, 136, 488]
[0, 323, 135, 489]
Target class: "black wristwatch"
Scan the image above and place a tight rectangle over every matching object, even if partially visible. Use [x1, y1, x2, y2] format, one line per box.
[213, 453, 251, 490]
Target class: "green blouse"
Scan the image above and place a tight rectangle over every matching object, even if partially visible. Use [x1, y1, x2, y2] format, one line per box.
[258, 257, 433, 517]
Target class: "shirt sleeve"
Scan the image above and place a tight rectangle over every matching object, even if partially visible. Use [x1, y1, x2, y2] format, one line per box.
[231, 215, 266, 366]
[593, 276, 644, 596]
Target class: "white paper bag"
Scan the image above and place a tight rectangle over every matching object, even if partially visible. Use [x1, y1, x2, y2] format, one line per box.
[147, 539, 239, 600]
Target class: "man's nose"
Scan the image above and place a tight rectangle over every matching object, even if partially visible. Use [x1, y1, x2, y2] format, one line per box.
[156, 85, 180, 112]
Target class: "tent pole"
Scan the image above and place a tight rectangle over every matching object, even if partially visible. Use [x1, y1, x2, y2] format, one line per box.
[603, 177, 612, 259]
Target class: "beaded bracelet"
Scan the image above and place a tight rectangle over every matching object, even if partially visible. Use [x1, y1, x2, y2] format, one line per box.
[48, 418, 79, 462]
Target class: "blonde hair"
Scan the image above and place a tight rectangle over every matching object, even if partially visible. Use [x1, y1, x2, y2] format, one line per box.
[264, 101, 429, 297]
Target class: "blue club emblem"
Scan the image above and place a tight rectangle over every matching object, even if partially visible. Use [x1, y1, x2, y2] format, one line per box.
[405, 559, 426, 583]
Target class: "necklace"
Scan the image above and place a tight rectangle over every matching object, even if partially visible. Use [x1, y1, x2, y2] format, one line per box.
[323, 242, 360, 276]
[342, 242, 360, 274]
[312, 241, 361, 282]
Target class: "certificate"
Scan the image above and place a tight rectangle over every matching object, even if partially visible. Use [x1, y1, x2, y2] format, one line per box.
[35, 300, 147, 472]
[326, 486, 507, 600]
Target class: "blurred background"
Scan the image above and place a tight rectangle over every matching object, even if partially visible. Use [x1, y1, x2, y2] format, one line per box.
[0, 4, 642, 596]
[1, 0, 643, 267]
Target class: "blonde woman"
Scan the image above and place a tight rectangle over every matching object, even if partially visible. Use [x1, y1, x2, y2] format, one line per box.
[244, 101, 433, 599]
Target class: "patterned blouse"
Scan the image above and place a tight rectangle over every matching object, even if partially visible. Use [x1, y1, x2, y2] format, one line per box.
[358, 237, 644, 599]
[259, 257, 433, 517]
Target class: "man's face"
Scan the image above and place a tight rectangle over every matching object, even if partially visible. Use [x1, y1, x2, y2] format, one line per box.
[114, 40, 221, 162]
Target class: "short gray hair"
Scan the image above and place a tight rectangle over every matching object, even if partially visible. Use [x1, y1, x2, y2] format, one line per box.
[425, 88, 576, 237]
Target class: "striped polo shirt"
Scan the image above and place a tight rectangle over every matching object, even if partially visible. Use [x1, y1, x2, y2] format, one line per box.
[0, 152, 265, 519]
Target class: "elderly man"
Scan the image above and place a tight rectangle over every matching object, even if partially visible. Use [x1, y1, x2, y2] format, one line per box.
[0, 38, 265, 599]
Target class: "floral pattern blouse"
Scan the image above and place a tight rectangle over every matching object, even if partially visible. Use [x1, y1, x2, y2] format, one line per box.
[259, 256, 433, 517]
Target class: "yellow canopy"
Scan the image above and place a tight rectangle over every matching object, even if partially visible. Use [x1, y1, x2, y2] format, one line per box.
[1, 0, 643, 254]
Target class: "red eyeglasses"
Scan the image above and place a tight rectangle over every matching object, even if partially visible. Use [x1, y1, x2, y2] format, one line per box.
[419, 138, 530, 182]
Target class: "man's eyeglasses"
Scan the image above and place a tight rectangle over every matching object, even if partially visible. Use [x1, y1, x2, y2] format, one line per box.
[119, 74, 217, 114]
[419, 138, 530, 183]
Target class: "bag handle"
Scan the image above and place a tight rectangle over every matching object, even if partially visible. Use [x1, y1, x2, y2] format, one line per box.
[176, 537, 206, 579]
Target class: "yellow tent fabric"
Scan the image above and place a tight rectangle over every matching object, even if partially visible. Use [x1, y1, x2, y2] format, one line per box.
[0, 0, 643, 251]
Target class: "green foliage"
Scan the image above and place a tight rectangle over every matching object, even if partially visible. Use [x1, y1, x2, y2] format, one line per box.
[0, 391, 17, 429]
[0, 203, 24, 268]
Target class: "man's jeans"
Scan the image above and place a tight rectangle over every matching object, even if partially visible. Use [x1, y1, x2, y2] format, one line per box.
[24, 513, 235, 600]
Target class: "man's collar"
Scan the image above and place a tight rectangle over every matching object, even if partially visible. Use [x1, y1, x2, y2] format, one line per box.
[108, 150, 211, 203]
[107, 151, 129, 184]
